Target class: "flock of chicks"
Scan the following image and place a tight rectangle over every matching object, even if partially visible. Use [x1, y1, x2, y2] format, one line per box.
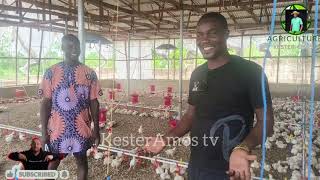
[110, 104, 174, 119]
[250, 97, 320, 179]
[1, 131, 28, 143]
[1, 95, 320, 179]
[85, 101, 186, 179]
[86, 146, 186, 180]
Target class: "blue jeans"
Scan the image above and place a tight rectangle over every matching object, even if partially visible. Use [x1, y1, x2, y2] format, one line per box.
[187, 165, 229, 180]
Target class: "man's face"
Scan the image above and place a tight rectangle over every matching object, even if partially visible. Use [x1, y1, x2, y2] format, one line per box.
[31, 139, 41, 152]
[62, 39, 80, 62]
[196, 20, 228, 60]
[293, 13, 298, 17]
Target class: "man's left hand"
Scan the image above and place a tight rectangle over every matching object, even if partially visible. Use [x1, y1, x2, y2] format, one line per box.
[44, 155, 53, 161]
[228, 149, 257, 180]
[92, 132, 100, 147]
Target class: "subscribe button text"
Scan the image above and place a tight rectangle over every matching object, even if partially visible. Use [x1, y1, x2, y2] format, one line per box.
[6, 170, 69, 179]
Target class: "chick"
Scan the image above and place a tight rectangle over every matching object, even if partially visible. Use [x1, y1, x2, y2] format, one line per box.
[129, 156, 136, 170]
[5, 132, 14, 143]
[18, 132, 26, 141]
[165, 147, 176, 158]
[138, 125, 143, 134]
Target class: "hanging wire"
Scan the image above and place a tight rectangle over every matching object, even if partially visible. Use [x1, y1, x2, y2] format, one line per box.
[307, 0, 319, 179]
[259, 0, 277, 178]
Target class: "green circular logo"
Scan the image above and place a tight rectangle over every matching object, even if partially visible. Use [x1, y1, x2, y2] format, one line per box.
[280, 4, 311, 35]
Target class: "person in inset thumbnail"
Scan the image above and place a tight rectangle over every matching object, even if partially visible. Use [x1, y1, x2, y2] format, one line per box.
[290, 11, 303, 34]
[7, 137, 58, 170]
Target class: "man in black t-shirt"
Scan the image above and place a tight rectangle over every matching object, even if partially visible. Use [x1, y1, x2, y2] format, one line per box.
[8, 137, 58, 170]
[144, 12, 274, 180]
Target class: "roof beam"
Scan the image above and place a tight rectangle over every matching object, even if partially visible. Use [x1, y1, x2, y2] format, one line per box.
[0, 19, 71, 32]
[119, 0, 157, 28]
[224, 6, 238, 27]
[0, 4, 72, 18]
[0, 13, 63, 26]
[0, 17, 129, 39]
[145, 0, 311, 14]
[153, 0, 204, 13]
[86, 0, 178, 27]
[159, 0, 180, 8]
[135, 17, 320, 33]
[194, 0, 301, 8]
[0, 4, 112, 28]
[18, 0, 157, 29]
[240, 5, 259, 23]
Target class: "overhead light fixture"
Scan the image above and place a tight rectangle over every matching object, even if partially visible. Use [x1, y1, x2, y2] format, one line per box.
[236, 26, 266, 31]
[156, 44, 177, 50]
[86, 32, 112, 44]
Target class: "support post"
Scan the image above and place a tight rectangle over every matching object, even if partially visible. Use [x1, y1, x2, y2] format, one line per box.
[167, 39, 170, 80]
[139, 40, 142, 80]
[173, 39, 176, 80]
[276, 37, 281, 84]
[127, 34, 131, 99]
[240, 32, 244, 56]
[153, 39, 156, 79]
[249, 35, 252, 61]
[98, 40, 101, 79]
[178, 9, 184, 119]
[37, 30, 44, 84]
[78, 0, 85, 63]
[302, 102, 306, 178]
[112, 42, 116, 80]
[15, 26, 19, 85]
[27, 27, 32, 84]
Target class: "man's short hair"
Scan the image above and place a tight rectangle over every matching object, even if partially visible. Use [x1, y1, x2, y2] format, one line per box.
[62, 34, 80, 46]
[198, 12, 228, 30]
[31, 136, 40, 142]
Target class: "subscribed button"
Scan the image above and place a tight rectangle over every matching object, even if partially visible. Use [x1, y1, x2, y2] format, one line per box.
[59, 170, 70, 179]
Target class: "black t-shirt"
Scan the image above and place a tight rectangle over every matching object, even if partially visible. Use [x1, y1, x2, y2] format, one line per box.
[188, 55, 271, 171]
[8, 149, 57, 170]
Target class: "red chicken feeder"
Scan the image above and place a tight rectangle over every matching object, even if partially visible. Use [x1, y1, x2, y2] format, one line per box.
[15, 89, 26, 98]
[164, 95, 172, 107]
[131, 93, 139, 104]
[150, 85, 156, 94]
[169, 119, 177, 129]
[99, 108, 108, 123]
[291, 95, 300, 102]
[108, 90, 115, 100]
[116, 83, 122, 92]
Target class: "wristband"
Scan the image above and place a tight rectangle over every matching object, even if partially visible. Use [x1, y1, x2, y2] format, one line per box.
[232, 143, 250, 153]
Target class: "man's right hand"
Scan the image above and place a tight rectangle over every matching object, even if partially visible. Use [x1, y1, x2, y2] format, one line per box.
[144, 136, 166, 154]
[41, 134, 50, 149]
[18, 153, 27, 161]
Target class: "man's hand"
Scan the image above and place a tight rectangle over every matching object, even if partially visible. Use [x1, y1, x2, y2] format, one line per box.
[44, 155, 53, 161]
[18, 153, 27, 161]
[41, 134, 50, 150]
[228, 149, 256, 180]
[144, 136, 166, 154]
[92, 132, 100, 147]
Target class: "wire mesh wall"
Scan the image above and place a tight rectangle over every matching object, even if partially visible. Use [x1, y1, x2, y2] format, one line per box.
[0, 26, 318, 87]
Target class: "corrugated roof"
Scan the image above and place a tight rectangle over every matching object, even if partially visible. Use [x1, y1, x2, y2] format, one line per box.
[0, 0, 317, 39]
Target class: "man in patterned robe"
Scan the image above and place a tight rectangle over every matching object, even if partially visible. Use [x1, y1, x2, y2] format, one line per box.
[39, 34, 102, 180]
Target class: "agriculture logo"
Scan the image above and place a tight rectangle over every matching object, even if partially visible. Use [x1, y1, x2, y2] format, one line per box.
[280, 4, 311, 35]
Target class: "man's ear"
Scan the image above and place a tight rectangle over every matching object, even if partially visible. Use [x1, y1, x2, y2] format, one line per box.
[225, 29, 230, 39]
[61, 43, 65, 52]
